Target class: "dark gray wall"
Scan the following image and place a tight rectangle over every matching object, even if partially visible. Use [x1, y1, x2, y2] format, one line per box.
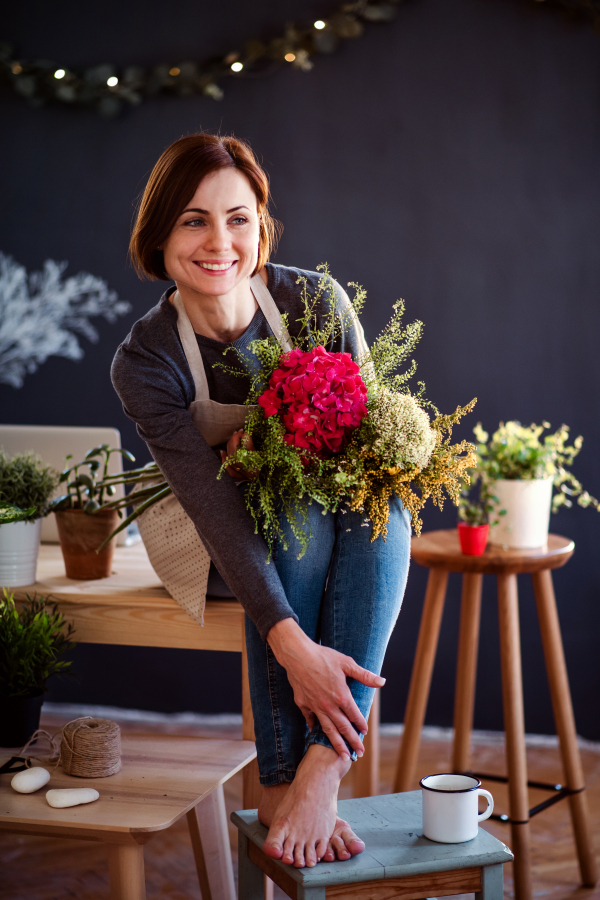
[2, 0, 599, 737]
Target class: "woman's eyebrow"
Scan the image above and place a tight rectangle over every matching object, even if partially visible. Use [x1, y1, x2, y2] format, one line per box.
[181, 205, 250, 214]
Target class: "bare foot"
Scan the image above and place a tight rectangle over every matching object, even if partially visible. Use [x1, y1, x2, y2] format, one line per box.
[259, 782, 363, 863]
[261, 744, 361, 868]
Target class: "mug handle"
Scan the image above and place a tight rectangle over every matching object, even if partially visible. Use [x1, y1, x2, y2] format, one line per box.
[477, 789, 494, 822]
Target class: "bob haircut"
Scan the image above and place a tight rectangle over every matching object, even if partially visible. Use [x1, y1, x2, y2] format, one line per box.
[130, 133, 280, 281]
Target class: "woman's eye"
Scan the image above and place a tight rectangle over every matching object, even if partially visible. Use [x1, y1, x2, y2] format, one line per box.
[184, 218, 205, 227]
[231, 216, 248, 225]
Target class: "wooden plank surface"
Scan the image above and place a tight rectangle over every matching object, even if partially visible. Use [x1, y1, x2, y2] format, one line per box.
[0, 734, 256, 838]
[11, 544, 244, 652]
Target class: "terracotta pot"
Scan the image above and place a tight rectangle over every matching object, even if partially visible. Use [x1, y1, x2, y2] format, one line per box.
[55, 508, 119, 579]
[457, 522, 490, 556]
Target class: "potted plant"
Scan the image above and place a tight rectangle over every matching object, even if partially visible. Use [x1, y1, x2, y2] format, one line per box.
[0, 589, 76, 747]
[457, 475, 505, 555]
[49, 443, 135, 579]
[474, 421, 599, 549]
[0, 452, 58, 586]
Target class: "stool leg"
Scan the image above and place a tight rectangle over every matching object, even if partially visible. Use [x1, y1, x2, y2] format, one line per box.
[188, 784, 236, 900]
[107, 844, 146, 900]
[394, 568, 449, 793]
[238, 833, 266, 900]
[532, 570, 598, 887]
[242, 620, 263, 811]
[476, 863, 504, 900]
[353, 688, 380, 798]
[497, 573, 532, 900]
[453, 572, 483, 773]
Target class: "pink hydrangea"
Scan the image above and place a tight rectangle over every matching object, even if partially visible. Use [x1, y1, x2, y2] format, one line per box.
[258, 345, 368, 458]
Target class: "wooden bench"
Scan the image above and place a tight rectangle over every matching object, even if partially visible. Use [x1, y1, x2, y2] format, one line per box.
[1, 733, 256, 900]
[233, 790, 513, 900]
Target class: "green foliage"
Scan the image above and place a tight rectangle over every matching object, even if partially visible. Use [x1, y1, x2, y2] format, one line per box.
[0, 503, 37, 524]
[0, 589, 76, 698]
[48, 443, 135, 516]
[0, 451, 57, 522]
[458, 472, 505, 527]
[473, 421, 599, 515]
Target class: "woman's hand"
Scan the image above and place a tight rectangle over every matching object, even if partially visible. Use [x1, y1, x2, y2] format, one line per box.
[266, 617, 385, 759]
[220, 430, 258, 481]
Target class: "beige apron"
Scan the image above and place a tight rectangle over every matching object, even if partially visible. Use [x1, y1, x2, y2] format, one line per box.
[136, 274, 292, 625]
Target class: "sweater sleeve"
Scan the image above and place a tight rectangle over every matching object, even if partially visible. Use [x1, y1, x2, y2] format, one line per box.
[111, 327, 298, 642]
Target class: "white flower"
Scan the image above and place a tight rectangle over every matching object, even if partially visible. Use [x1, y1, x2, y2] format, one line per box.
[0, 252, 130, 388]
[369, 387, 436, 469]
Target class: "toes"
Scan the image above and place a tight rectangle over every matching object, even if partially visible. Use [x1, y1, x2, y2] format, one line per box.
[331, 834, 351, 860]
[322, 843, 336, 863]
[305, 843, 318, 868]
[293, 842, 306, 868]
[281, 835, 295, 865]
[315, 838, 329, 863]
[263, 838, 284, 860]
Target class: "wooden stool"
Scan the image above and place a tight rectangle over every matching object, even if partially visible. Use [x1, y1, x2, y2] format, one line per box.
[0, 733, 255, 900]
[394, 529, 598, 900]
[233, 791, 513, 900]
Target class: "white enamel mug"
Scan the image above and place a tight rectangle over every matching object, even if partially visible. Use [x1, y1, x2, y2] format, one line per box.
[420, 773, 494, 843]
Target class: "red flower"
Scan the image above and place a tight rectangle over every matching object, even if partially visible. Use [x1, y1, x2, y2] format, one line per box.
[258, 346, 368, 459]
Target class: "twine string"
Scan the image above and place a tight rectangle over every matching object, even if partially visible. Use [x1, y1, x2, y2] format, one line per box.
[19, 717, 121, 777]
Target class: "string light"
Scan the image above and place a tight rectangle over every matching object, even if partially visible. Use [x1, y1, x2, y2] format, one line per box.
[284, 53, 296, 62]
[231, 61, 243, 72]
[106, 76, 118, 87]
[54, 69, 66, 79]
[169, 67, 180, 76]
[314, 20, 326, 29]
[11, 63, 22, 74]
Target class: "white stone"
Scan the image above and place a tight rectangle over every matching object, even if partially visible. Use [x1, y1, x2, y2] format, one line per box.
[46, 788, 99, 808]
[11, 766, 51, 793]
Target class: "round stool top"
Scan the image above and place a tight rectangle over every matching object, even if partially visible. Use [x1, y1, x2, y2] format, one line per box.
[411, 529, 574, 574]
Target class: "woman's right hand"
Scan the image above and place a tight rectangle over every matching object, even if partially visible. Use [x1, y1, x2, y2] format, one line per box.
[266, 617, 385, 759]
[220, 429, 258, 481]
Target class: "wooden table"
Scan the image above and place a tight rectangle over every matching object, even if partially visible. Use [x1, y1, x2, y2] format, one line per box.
[12, 543, 378, 806]
[233, 791, 514, 900]
[393, 530, 597, 900]
[0, 733, 256, 900]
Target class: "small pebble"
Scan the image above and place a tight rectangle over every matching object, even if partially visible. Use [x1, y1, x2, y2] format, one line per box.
[46, 788, 99, 808]
[11, 766, 51, 793]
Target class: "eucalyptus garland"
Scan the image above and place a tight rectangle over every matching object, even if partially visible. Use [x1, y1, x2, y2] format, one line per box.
[1, 0, 598, 118]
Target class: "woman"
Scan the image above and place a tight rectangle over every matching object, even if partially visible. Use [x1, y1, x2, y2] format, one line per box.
[111, 133, 411, 869]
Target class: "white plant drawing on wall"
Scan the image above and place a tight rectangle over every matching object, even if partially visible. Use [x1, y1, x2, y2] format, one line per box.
[0, 252, 131, 388]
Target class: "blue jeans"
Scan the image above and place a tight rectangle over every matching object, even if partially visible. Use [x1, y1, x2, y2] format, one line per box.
[244, 496, 411, 786]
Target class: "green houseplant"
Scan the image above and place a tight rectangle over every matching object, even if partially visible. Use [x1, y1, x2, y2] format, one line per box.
[473, 421, 598, 548]
[0, 452, 58, 587]
[0, 589, 76, 747]
[48, 444, 135, 580]
[457, 476, 505, 556]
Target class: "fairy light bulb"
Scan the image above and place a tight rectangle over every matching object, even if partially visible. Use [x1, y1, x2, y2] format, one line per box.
[314, 20, 326, 29]
[107, 76, 118, 87]
[54, 69, 66, 79]
[231, 61, 243, 72]
[284, 53, 296, 62]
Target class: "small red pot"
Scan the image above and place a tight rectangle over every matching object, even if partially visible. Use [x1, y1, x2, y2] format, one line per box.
[458, 522, 490, 556]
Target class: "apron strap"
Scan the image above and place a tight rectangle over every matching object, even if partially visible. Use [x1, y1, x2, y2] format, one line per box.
[174, 274, 293, 402]
[173, 291, 210, 402]
[250, 274, 293, 353]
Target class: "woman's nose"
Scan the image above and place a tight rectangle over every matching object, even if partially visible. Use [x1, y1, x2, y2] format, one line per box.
[205, 221, 231, 252]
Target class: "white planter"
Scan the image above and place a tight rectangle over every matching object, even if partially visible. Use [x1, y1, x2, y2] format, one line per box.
[489, 477, 553, 549]
[0, 519, 42, 586]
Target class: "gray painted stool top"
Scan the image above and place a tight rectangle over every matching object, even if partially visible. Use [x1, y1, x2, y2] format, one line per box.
[232, 790, 513, 890]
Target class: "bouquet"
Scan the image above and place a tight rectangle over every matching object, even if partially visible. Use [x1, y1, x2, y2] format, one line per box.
[217, 266, 476, 556]
[99, 267, 477, 557]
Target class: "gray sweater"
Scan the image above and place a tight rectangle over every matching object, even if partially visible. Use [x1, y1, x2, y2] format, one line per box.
[111, 263, 363, 641]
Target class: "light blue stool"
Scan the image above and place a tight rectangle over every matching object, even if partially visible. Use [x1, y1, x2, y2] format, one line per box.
[232, 791, 513, 900]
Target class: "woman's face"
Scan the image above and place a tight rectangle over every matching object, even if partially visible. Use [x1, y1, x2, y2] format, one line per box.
[162, 167, 261, 296]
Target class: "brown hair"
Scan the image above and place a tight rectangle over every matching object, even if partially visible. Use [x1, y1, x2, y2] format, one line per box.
[130, 133, 280, 280]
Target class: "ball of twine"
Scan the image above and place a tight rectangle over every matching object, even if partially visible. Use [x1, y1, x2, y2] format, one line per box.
[59, 717, 121, 777]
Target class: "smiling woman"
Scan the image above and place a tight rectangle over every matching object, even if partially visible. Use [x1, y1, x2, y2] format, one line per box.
[112, 132, 411, 870]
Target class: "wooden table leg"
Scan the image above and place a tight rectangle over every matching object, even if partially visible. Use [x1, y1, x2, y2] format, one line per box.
[188, 784, 236, 900]
[107, 844, 146, 900]
[394, 568, 449, 793]
[497, 573, 532, 900]
[353, 688, 380, 798]
[242, 619, 262, 811]
[532, 570, 598, 887]
[453, 572, 483, 773]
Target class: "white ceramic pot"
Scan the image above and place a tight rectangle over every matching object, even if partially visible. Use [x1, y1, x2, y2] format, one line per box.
[489, 477, 553, 549]
[0, 519, 42, 586]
